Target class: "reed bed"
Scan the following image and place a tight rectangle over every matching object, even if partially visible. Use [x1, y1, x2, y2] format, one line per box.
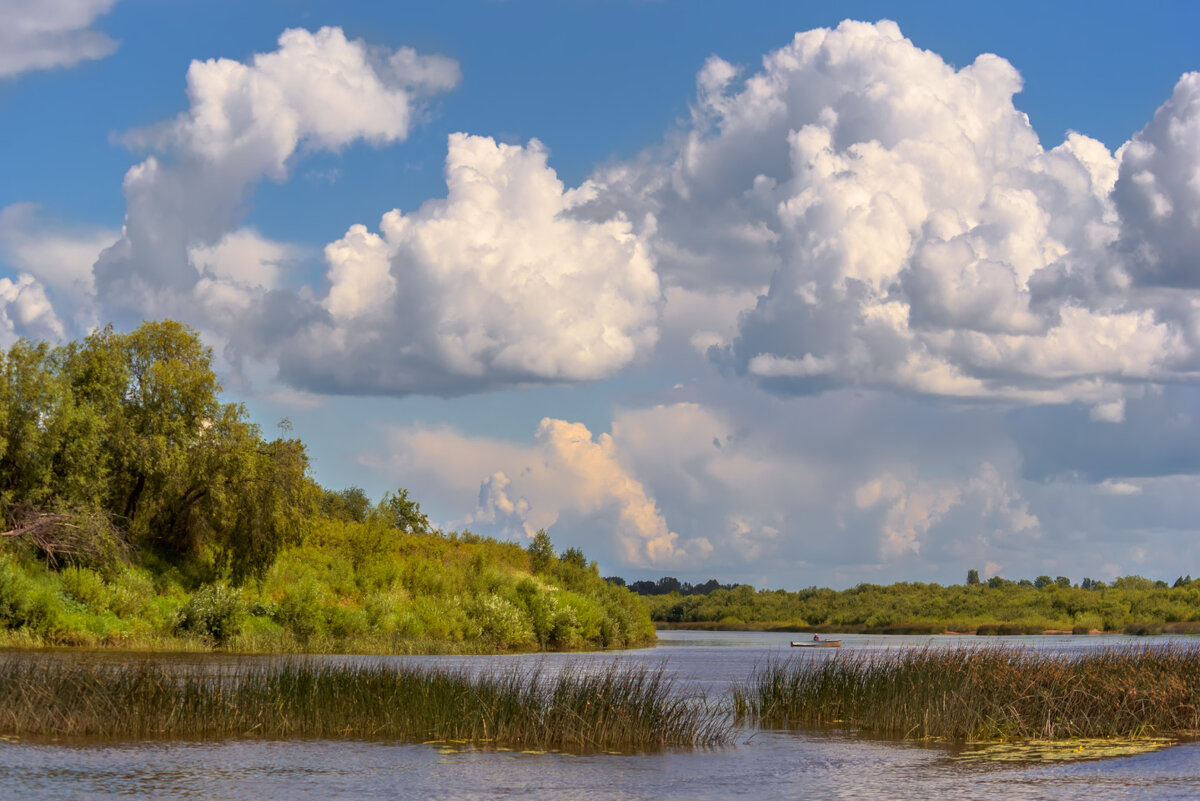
[0, 659, 728, 752]
[732, 644, 1200, 741]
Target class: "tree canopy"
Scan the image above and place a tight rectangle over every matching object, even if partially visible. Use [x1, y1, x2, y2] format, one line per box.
[0, 321, 313, 582]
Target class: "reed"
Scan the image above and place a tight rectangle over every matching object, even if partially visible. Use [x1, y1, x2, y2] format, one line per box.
[0, 659, 728, 752]
[732, 644, 1200, 740]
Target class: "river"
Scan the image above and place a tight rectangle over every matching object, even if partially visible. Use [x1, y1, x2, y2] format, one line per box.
[2, 630, 1198, 800]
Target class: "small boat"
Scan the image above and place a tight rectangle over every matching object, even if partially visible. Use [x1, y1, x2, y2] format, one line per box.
[791, 639, 842, 648]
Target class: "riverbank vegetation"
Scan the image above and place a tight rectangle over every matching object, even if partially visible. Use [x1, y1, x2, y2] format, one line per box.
[3, 643, 1194, 754]
[623, 573, 1200, 634]
[0, 658, 726, 752]
[0, 321, 653, 652]
[733, 644, 1200, 741]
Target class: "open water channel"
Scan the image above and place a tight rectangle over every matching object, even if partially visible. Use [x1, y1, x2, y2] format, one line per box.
[2, 630, 1199, 800]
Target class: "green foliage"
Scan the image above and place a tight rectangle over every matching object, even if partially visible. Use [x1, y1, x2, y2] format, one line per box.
[472, 594, 535, 648]
[0, 554, 66, 632]
[561, 547, 587, 569]
[174, 583, 245, 645]
[273, 579, 326, 643]
[256, 521, 654, 652]
[379, 488, 430, 534]
[0, 321, 315, 583]
[59, 566, 109, 609]
[0, 321, 655, 654]
[319, 486, 372, 523]
[638, 573, 1200, 633]
[528, 529, 555, 573]
[966, 569, 980, 585]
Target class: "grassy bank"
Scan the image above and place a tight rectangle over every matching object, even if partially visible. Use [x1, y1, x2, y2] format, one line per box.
[0, 321, 655, 655]
[0, 524, 655, 654]
[0, 658, 727, 752]
[732, 644, 1200, 740]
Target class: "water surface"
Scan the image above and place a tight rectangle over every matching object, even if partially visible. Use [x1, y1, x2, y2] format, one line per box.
[2, 630, 1197, 800]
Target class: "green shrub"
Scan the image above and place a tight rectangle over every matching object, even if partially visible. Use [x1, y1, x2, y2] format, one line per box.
[0, 555, 67, 633]
[274, 580, 325, 643]
[59, 566, 110, 610]
[236, 614, 288, 650]
[106, 567, 155, 618]
[174, 583, 245, 645]
[325, 604, 368, 639]
[247, 599, 278, 618]
[472, 594, 534, 648]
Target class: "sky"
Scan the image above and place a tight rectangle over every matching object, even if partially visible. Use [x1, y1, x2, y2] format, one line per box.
[4, 0, 1200, 589]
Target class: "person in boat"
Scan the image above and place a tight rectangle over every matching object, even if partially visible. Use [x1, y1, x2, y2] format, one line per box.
[812, 634, 820, 641]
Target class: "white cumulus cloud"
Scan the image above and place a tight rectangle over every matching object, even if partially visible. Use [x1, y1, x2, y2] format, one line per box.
[0, 203, 116, 331]
[93, 26, 459, 320]
[578, 19, 1200, 417]
[276, 134, 661, 394]
[188, 228, 302, 290]
[1114, 72, 1200, 288]
[0, 0, 117, 78]
[0, 273, 64, 345]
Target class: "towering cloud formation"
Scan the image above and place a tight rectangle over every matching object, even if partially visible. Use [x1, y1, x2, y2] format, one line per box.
[1114, 72, 1200, 289]
[278, 134, 661, 395]
[93, 26, 460, 319]
[582, 20, 1199, 416]
[77, 27, 658, 395]
[27, 19, 1196, 410]
[0, 0, 118, 78]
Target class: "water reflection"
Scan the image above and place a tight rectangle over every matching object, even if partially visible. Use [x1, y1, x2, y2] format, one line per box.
[4, 733, 1199, 800]
[1, 630, 1198, 800]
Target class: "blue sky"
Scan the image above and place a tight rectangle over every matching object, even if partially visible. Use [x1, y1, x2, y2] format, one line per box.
[4, 0, 1200, 588]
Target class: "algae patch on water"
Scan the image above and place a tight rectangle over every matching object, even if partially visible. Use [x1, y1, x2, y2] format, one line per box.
[953, 737, 1176, 763]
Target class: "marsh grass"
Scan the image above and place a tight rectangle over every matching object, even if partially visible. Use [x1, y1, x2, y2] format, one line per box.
[732, 644, 1200, 741]
[0, 659, 728, 752]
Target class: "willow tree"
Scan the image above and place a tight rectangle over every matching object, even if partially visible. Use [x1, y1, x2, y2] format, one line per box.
[0, 320, 315, 581]
[0, 339, 64, 512]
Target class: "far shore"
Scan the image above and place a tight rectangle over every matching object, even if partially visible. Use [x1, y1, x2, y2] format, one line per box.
[652, 621, 1200, 636]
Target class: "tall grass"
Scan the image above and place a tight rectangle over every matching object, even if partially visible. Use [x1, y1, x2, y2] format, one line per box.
[0, 659, 727, 752]
[732, 644, 1200, 740]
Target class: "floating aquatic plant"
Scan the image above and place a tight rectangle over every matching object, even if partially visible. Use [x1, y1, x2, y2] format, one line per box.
[953, 737, 1174, 763]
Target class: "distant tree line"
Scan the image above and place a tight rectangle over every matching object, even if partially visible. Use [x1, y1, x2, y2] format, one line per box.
[605, 575, 739, 596]
[612, 570, 1185, 598]
[620, 570, 1200, 633]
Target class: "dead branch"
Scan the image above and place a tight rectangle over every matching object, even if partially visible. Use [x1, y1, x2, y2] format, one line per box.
[1, 507, 131, 568]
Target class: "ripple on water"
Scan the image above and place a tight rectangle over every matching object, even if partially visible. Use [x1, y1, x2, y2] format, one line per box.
[2, 630, 1198, 800]
[2, 733, 1199, 800]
